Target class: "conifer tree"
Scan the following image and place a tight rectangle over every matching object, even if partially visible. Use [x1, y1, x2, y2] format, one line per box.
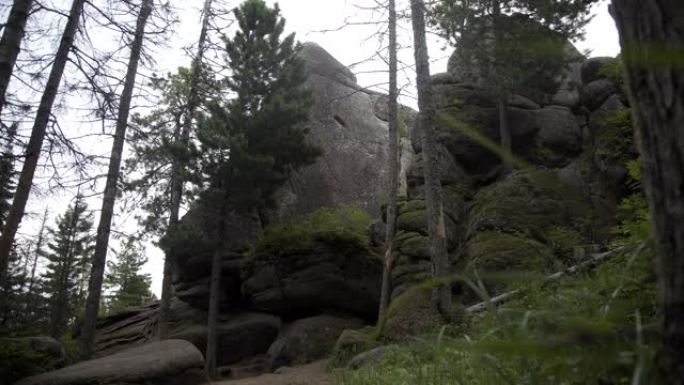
[197, 0, 319, 377]
[432, 0, 593, 171]
[80, 0, 153, 359]
[41, 194, 93, 339]
[0, 242, 28, 334]
[104, 238, 152, 314]
[0, 123, 17, 231]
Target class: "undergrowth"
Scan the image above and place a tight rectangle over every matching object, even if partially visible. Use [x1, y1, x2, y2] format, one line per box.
[335, 155, 660, 385]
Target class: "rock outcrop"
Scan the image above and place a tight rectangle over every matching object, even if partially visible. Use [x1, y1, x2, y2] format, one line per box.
[92, 42, 396, 379]
[89, 41, 631, 379]
[16, 340, 205, 385]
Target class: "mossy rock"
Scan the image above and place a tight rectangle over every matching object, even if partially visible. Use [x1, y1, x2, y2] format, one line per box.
[464, 231, 557, 301]
[467, 170, 590, 239]
[398, 199, 427, 216]
[394, 231, 429, 260]
[329, 326, 379, 368]
[396, 209, 428, 234]
[382, 286, 444, 341]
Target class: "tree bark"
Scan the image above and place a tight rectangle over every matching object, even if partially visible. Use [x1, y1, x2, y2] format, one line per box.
[610, 1, 684, 383]
[409, 0, 452, 314]
[377, 0, 399, 327]
[497, 97, 512, 173]
[0, 0, 85, 283]
[158, 0, 214, 340]
[205, 235, 223, 379]
[26, 207, 47, 313]
[0, 0, 34, 116]
[79, 0, 153, 360]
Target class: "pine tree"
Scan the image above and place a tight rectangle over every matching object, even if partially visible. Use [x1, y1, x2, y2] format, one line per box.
[104, 238, 152, 314]
[197, 0, 319, 377]
[610, 1, 684, 382]
[0, 123, 17, 231]
[80, 0, 153, 359]
[378, 0, 399, 328]
[0, 242, 29, 335]
[0, 0, 87, 278]
[432, 0, 593, 171]
[41, 194, 93, 339]
[0, 0, 34, 117]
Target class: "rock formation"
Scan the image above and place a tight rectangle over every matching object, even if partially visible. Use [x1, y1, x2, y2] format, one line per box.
[88, 42, 629, 380]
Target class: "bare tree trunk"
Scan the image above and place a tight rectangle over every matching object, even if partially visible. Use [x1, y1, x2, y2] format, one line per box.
[497, 98, 512, 173]
[79, 0, 153, 360]
[205, 238, 222, 379]
[611, 2, 684, 383]
[158, 0, 214, 340]
[0, 0, 34, 116]
[377, 0, 399, 327]
[0, 0, 85, 283]
[409, 0, 452, 314]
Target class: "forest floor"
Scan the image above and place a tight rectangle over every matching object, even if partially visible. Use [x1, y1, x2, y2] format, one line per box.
[210, 360, 333, 385]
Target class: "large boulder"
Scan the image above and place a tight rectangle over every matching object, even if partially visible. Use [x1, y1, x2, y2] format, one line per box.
[266, 314, 364, 369]
[268, 42, 395, 222]
[15, 340, 205, 385]
[95, 299, 281, 366]
[242, 243, 383, 320]
[581, 56, 618, 85]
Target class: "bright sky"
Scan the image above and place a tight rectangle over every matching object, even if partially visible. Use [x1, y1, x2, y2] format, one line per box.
[9, 0, 622, 297]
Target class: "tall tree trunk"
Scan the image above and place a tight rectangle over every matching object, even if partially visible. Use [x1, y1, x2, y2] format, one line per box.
[158, 0, 214, 340]
[26, 207, 47, 313]
[497, 97, 512, 173]
[205, 232, 223, 379]
[409, 0, 452, 314]
[377, 0, 399, 327]
[610, 2, 684, 383]
[0, 0, 34, 116]
[79, 0, 153, 360]
[0, 0, 85, 283]
[490, 0, 512, 173]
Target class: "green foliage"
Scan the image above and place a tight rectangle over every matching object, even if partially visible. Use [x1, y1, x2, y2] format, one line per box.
[336, 244, 658, 385]
[596, 109, 636, 166]
[0, 122, 17, 231]
[198, 0, 320, 212]
[0, 339, 51, 385]
[0, 242, 31, 335]
[40, 194, 94, 338]
[250, 207, 373, 259]
[124, 66, 211, 238]
[104, 238, 153, 314]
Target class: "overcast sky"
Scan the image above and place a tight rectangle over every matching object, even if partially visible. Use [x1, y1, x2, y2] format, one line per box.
[8, 0, 622, 297]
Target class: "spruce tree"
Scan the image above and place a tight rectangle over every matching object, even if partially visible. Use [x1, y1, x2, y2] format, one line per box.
[197, 0, 319, 377]
[104, 238, 152, 314]
[0, 242, 28, 335]
[0, 123, 17, 231]
[41, 194, 94, 339]
[432, 0, 593, 171]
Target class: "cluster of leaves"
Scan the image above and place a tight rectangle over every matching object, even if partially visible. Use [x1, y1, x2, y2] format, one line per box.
[250, 207, 373, 259]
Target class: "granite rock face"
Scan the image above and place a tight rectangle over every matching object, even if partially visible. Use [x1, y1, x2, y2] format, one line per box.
[16, 340, 206, 385]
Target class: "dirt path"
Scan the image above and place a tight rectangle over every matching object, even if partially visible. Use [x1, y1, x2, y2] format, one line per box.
[210, 360, 334, 385]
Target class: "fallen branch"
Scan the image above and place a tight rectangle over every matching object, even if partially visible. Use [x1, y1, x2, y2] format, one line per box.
[466, 248, 624, 314]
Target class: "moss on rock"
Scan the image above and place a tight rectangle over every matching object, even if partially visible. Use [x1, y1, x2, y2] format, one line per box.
[330, 326, 380, 368]
[382, 286, 444, 342]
